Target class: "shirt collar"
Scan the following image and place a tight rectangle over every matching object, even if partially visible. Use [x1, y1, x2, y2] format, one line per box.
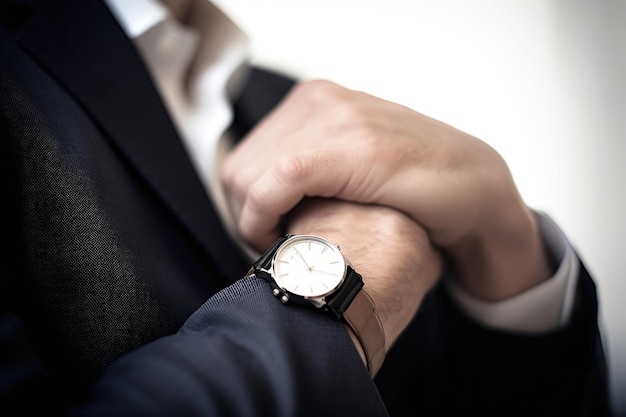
[104, 0, 169, 39]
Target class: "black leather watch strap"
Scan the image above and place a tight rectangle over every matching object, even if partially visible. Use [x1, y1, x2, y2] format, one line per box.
[251, 234, 291, 272]
[325, 266, 363, 319]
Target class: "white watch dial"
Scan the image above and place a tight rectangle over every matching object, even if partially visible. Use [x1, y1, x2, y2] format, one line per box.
[272, 235, 346, 298]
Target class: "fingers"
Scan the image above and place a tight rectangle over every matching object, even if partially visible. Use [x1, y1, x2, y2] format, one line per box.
[236, 151, 360, 251]
[221, 77, 504, 252]
[236, 156, 308, 250]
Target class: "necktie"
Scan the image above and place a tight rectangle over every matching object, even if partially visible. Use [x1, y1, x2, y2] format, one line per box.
[140, 0, 256, 260]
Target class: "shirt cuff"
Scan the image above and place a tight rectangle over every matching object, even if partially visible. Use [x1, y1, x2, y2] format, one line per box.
[445, 211, 579, 334]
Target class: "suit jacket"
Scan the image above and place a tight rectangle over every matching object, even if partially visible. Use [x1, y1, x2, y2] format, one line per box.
[0, 0, 612, 416]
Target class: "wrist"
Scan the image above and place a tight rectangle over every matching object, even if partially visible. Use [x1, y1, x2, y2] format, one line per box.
[286, 198, 442, 351]
[447, 204, 551, 301]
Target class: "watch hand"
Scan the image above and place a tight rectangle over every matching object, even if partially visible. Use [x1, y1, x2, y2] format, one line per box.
[293, 248, 312, 271]
[310, 268, 336, 277]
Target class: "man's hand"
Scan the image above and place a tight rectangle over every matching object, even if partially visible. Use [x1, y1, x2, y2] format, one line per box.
[285, 198, 442, 355]
[222, 80, 550, 301]
[222, 79, 506, 249]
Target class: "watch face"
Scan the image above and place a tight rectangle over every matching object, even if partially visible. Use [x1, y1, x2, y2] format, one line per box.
[272, 235, 346, 298]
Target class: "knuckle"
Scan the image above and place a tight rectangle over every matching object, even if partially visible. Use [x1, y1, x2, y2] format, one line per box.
[245, 182, 267, 214]
[275, 154, 310, 184]
[293, 79, 345, 105]
[333, 101, 369, 126]
[292, 80, 377, 134]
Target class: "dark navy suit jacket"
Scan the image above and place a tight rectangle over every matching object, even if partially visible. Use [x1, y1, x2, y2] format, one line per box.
[0, 0, 612, 415]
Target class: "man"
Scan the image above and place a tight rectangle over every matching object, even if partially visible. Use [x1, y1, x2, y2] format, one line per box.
[0, 0, 611, 415]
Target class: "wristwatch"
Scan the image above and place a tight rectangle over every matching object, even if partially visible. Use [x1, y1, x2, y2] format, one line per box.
[247, 234, 385, 377]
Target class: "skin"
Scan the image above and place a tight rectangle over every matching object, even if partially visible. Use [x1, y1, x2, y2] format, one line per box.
[221, 79, 551, 363]
[286, 198, 443, 355]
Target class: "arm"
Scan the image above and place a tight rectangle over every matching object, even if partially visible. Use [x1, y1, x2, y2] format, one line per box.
[71, 277, 387, 417]
[70, 200, 441, 416]
[220, 80, 611, 414]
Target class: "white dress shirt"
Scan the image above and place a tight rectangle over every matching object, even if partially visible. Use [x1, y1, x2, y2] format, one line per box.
[104, 0, 578, 334]
[106, 0, 253, 256]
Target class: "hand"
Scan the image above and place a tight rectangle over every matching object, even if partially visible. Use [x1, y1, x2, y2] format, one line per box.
[285, 198, 443, 356]
[222, 79, 504, 248]
[221, 80, 550, 301]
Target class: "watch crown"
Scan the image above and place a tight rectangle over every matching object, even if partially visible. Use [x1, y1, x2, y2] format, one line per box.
[280, 294, 289, 303]
[272, 288, 281, 297]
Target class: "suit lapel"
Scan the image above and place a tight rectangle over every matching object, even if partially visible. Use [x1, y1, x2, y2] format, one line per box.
[16, 0, 248, 280]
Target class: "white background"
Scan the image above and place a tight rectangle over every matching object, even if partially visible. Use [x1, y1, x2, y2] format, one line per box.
[212, 0, 625, 413]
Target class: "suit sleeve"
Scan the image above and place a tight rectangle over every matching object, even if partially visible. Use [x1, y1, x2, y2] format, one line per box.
[69, 276, 390, 417]
[376, 256, 612, 417]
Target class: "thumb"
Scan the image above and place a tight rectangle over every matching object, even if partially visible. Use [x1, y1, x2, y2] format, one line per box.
[237, 150, 357, 250]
